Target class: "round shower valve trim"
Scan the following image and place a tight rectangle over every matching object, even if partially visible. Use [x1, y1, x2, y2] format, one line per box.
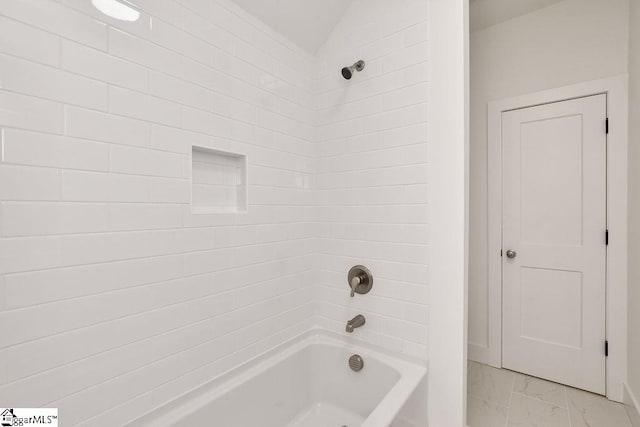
[347, 265, 373, 297]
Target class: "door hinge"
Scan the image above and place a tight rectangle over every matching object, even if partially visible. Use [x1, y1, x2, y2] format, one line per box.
[605, 229, 609, 245]
[605, 340, 609, 357]
[606, 118, 609, 134]
[500, 249, 503, 257]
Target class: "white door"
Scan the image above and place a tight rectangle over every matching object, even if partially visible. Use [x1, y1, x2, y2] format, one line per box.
[501, 94, 607, 394]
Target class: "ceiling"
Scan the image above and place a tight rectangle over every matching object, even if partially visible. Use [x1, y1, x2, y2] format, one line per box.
[230, 0, 355, 54]
[470, 0, 565, 32]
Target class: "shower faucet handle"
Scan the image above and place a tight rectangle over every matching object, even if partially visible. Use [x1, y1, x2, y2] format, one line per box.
[347, 265, 373, 298]
[350, 276, 362, 297]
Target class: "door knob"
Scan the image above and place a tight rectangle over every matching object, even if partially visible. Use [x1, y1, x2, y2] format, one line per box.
[506, 249, 517, 259]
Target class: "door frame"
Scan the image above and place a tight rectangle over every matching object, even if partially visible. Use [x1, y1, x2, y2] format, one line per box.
[486, 75, 628, 401]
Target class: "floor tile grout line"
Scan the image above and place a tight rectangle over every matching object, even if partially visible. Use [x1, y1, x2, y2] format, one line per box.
[507, 391, 574, 427]
[566, 386, 573, 427]
[624, 405, 635, 426]
[504, 373, 517, 427]
[623, 396, 636, 427]
[510, 391, 568, 409]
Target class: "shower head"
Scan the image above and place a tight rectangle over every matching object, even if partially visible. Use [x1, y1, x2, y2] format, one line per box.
[341, 60, 365, 80]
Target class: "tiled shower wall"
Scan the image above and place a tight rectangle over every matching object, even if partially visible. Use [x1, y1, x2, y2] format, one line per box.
[0, 0, 429, 424]
[313, 0, 429, 361]
[0, 0, 316, 424]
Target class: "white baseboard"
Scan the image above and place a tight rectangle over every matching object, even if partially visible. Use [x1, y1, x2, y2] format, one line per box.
[467, 342, 489, 364]
[623, 382, 640, 427]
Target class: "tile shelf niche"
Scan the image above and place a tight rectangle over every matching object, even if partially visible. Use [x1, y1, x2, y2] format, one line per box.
[191, 145, 248, 214]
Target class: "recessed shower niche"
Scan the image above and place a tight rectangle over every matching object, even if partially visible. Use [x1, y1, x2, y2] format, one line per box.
[191, 146, 248, 214]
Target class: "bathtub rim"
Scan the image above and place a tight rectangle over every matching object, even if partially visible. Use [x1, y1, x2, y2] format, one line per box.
[127, 328, 427, 427]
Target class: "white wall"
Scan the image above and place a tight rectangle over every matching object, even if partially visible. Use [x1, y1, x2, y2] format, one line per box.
[0, 0, 317, 425]
[626, 0, 640, 422]
[313, 0, 429, 362]
[468, 0, 630, 362]
[427, 0, 469, 425]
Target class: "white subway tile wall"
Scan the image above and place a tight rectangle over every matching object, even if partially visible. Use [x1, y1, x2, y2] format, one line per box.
[0, 0, 315, 424]
[313, 0, 429, 361]
[191, 147, 247, 213]
[0, 0, 428, 425]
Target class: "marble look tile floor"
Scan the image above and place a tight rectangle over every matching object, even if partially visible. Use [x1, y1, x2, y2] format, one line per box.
[467, 361, 633, 427]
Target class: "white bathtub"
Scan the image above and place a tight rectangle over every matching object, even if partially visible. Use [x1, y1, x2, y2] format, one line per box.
[128, 331, 426, 427]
